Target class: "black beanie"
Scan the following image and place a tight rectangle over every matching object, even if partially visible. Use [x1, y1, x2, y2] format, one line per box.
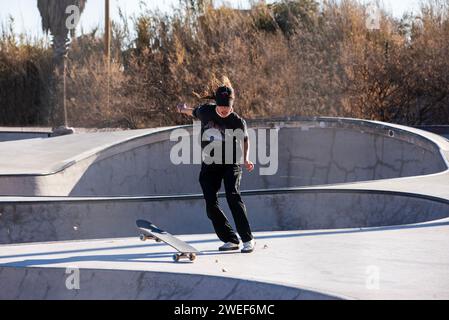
[215, 86, 234, 107]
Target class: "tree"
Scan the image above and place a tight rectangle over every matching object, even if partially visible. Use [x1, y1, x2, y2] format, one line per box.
[270, 0, 319, 36]
[180, 0, 213, 16]
[37, 0, 87, 129]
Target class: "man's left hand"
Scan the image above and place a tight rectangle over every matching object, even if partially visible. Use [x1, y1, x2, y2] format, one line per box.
[244, 160, 255, 172]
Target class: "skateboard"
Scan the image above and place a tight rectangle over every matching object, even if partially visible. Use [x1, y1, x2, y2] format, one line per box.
[136, 219, 200, 262]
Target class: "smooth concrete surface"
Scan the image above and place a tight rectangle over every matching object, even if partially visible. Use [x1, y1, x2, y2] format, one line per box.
[0, 117, 449, 299]
[0, 133, 50, 142]
[0, 267, 333, 300]
[416, 126, 449, 140]
[0, 127, 52, 142]
[1, 191, 449, 244]
[0, 127, 176, 175]
[0, 118, 448, 244]
[0, 119, 446, 196]
[1, 221, 449, 300]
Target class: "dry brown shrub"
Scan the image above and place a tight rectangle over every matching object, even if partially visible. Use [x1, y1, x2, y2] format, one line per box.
[1, 0, 449, 128]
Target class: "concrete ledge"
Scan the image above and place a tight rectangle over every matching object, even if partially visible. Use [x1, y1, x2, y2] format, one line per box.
[1, 190, 448, 244]
[0, 266, 341, 300]
[1, 118, 449, 299]
[1, 118, 448, 196]
[1, 225, 448, 300]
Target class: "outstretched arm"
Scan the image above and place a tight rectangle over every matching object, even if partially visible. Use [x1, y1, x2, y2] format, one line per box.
[176, 103, 194, 117]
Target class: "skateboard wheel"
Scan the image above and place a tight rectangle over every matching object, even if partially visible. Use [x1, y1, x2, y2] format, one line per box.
[139, 234, 146, 242]
[189, 254, 196, 261]
[173, 254, 180, 262]
[156, 239, 162, 243]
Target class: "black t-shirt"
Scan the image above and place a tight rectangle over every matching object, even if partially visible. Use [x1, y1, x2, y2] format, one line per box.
[193, 103, 248, 164]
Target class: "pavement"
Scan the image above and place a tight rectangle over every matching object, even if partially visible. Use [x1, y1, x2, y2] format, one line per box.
[1, 219, 449, 299]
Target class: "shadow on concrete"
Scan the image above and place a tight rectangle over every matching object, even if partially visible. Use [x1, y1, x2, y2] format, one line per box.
[1, 218, 448, 266]
[0, 250, 244, 268]
[0, 252, 188, 267]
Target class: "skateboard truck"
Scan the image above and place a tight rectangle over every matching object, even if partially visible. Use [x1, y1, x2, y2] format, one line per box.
[173, 252, 197, 262]
[136, 219, 200, 263]
[139, 234, 162, 242]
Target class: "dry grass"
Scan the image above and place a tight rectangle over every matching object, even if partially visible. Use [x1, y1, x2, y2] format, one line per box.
[1, 0, 449, 128]
[0, 17, 53, 125]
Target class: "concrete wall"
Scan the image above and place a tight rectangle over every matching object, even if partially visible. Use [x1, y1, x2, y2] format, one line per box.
[0, 267, 340, 300]
[54, 123, 449, 196]
[1, 191, 449, 244]
[0, 132, 50, 142]
[0, 119, 446, 197]
[0, 118, 448, 245]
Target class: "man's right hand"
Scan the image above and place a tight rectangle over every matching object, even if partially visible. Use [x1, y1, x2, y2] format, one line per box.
[177, 103, 195, 117]
[176, 103, 188, 114]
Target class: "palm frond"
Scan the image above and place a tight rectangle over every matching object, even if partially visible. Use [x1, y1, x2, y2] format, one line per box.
[37, 0, 87, 37]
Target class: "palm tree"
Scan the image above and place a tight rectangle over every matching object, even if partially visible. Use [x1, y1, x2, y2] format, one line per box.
[37, 0, 87, 131]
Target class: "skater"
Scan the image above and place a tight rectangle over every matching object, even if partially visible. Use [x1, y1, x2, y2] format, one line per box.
[176, 77, 256, 253]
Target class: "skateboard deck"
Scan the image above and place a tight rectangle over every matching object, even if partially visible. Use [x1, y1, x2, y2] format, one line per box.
[136, 219, 200, 262]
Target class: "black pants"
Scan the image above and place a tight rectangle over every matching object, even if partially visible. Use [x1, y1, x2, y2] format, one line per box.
[199, 163, 253, 244]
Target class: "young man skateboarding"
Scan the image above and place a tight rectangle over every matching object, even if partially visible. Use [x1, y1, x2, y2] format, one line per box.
[176, 78, 256, 253]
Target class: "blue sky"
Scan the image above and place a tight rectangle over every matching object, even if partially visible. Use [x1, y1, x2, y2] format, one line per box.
[0, 0, 422, 39]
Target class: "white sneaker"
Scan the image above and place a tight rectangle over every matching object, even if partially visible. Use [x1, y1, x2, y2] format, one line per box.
[241, 239, 256, 253]
[219, 242, 240, 251]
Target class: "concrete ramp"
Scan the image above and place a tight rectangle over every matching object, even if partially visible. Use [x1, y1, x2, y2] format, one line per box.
[1, 225, 449, 300]
[0, 267, 336, 300]
[1, 190, 449, 244]
[1, 118, 449, 300]
[1, 117, 449, 244]
[0, 119, 446, 197]
[0, 127, 51, 142]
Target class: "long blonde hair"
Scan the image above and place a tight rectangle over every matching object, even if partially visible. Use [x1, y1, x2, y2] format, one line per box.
[193, 75, 235, 101]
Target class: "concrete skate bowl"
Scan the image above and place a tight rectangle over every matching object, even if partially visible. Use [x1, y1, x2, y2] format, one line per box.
[0, 267, 341, 300]
[54, 119, 449, 195]
[0, 117, 449, 244]
[0, 118, 447, 197]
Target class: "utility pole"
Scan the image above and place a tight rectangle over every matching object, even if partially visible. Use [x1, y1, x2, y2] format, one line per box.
[105, 0, 111, 110]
